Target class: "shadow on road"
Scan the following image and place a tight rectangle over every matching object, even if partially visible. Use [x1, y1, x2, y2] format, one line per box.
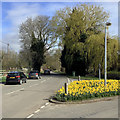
[2, 83, 21, 85]
[0, 82, 5, 85]
[41, 73, 66, 77]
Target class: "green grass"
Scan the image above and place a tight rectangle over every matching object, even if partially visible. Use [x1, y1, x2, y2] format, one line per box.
[0, 76, 6, 83]
[68, 75, 99, 80]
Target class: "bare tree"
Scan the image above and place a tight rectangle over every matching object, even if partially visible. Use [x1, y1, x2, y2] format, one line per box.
[19, 16, 57, 71]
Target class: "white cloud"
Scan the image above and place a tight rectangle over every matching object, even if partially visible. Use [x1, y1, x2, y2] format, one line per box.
[3, 3, 42, 52]
[6, 3, 40, 26]
[2, 2, 118, 53]
[5, 2, 68, 27]
[2, 2, 68, 52]
[2, 31, 20, 52]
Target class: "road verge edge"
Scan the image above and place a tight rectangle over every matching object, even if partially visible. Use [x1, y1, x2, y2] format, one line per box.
[49, 96, 118, 104]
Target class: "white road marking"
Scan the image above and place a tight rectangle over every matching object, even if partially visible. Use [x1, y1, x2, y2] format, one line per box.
[34, 109, 40, 113]
[6, 88, 24, 95]
[41, 105, 45, 109]
[26, 114, 34, 118]
[26, 102, 50, 118]
[45, 102, 49, 106]
[7, 91, 14, 94]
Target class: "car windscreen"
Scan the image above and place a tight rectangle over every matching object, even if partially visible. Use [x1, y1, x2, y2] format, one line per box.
[8, 73, 19, 76]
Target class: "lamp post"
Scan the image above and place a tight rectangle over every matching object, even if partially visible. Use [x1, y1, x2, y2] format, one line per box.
[104, 22, 111, 86]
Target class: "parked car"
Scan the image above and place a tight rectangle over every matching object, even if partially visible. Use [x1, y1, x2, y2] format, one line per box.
[6, 71, 27, 85]
[44, 69, 50, 75]
[28, 70, 41, 79]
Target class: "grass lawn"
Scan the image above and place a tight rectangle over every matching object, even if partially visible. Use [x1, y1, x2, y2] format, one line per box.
[68, 75, 99, 80]
[0, 76, 6, 83]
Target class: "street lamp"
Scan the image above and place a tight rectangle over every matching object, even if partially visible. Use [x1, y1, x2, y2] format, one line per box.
[104, 22, 111, 86]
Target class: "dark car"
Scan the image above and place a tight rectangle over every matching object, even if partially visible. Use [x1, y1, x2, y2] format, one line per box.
[28, 70, 41, 79]
[6, 71, 27, 85]
[44, 69, 50, 75]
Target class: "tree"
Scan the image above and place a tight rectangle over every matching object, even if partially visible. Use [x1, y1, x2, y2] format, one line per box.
[52, 4, 114, 75]
[18, 49, 32, 69]
[107, 36, 118, 71]
[51, 4, 109, 48]
[61, 45, 86, 75]
[1, 50, 20, 70]
[85, 33, 118, 75]
[42, 48, 62, 71]
[19, 16, 57, 71]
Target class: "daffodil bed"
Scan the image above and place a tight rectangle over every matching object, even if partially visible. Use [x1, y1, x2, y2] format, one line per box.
[54, 80, 120, 102]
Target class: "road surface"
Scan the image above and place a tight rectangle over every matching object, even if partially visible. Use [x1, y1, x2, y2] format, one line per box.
[33, 96, 118, 118]
[2, 74, 67, 118]
[2, 74, 119, 118]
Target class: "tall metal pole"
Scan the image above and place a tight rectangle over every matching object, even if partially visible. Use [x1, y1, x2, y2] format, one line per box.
[104, 22, 111, 86]
[104, 25, 107, 86]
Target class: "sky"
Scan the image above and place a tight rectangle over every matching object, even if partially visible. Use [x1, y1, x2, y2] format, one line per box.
[1, 1, 118, 53]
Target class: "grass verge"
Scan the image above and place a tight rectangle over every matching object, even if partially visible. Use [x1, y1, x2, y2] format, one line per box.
[0, 76, 6, 83]
[68, 75, 99, 80]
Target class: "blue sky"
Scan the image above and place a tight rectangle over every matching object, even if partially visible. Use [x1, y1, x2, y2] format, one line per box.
[2, 2, 118, 52]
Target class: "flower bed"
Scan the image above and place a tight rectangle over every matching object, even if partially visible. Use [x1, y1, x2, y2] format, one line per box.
[54, 80, 120, 102]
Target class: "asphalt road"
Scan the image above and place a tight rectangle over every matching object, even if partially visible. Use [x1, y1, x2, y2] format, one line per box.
[2, 74, 67, 118]
[33, 96, 118, 118]
[2, 74, 119, 118]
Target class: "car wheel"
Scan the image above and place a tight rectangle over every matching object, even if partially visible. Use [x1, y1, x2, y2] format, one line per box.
[25, 80, 27, 83]
[19, 80, 22, 85]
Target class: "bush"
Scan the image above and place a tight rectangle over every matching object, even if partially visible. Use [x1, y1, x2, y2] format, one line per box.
[107, 71, 120, 79]
[95, 71, 120, 80]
